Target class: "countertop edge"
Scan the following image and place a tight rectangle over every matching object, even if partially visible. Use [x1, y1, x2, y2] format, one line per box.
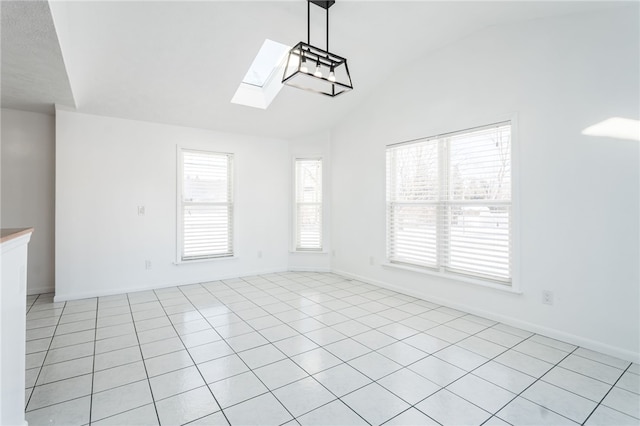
[0, 228, 34, 244]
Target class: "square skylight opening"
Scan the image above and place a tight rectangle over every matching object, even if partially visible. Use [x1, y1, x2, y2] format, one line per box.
[231, 39, 291, 109]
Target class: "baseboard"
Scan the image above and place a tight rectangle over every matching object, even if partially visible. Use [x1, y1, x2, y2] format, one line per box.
[288, 266, 332, 273]
[53, 267, 289, 302]
[27, 284, 55, 296]
[332, 268, 640, 364]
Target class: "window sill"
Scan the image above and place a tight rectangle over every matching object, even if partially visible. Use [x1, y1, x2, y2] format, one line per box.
[174, 256, 237, 265]
[381, 262, 521, 294]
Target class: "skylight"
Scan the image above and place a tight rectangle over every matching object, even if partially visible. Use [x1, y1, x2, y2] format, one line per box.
[231, 39, 291, 109]
[242, 39, 290, 87]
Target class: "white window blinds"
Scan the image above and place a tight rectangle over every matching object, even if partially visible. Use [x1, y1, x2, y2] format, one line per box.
[295, 158, 322, 251]
[386, 122, 512, 284]
[180, 150, 233, 261]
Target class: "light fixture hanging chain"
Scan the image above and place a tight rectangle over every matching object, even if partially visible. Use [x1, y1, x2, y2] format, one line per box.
[326, 6, 329, 53]
[307, 1, 310, 45]
[306, 1, 331, 52]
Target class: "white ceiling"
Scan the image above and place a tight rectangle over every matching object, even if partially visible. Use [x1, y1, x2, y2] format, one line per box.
[1, 0, 75, 114]
[2, 1, 619, 139]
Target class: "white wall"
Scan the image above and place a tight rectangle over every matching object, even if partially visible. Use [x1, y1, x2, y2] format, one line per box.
[55, 110, 290, 300]
[330, 7, 639, 361]
[288, 131, 332, 272]
[1, 109, 56, 294]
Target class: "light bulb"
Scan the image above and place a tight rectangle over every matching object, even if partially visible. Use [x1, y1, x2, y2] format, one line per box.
[300, 56, 308, 73]
[314, 62, 322, 78]
[328, 66, 336, 82]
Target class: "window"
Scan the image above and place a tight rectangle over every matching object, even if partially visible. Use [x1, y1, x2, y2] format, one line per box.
[179, 149, 233, 261]
[386, 122, 512, 284]
[294, 158, 322, 251]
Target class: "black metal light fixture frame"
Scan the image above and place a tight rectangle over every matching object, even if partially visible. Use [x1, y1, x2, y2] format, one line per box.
[282, 0, 353, 97]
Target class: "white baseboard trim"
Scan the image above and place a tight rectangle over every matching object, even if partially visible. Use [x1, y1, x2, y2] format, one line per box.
[28, 285, 55, 296]
[54, 267, 289, 302]
[332, 268, 640, 364]
[288, 266, 332, 273]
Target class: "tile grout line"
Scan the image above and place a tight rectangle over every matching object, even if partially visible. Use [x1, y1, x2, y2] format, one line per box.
[339, 293, 635, 424]
[25, 298, 69, 413]
[25, 293, 40, 315]
[234, 275, 374, 426]
[581, 363, 634, 425]
[24, 281, 477, 417]
[17, 285, 562, 364]
[23, 272, 638, 426]
[261, 273, 486, 422]
[495, 347, 635, 424]
[193, 276, 343, 423]
[198, 278, 346, 425]
[175, 274, 370, 425]
[434, 325, 610, 424]
[23, 293, 44, 409]
[341, 313, 587, 425]
[16, 323, 552, 421]
[215, 272, 640, 414]
[152, 273, 584, 424]
[24, 303, 98, 415]
[354, 312, 527, 425]
[51, 296, 158, 424]
[122, 291, 162, 426]
[243, 274, 579, 423]
[377, 320, 522, 426]
[480, 345, 580, 425]
[88, 297, 99, 424]
[154, 286, 235, 426]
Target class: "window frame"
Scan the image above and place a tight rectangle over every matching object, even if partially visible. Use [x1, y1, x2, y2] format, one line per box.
[176, 147, 235, 263]
[385, 118, 519, 290]
[292, 157, 324, 252]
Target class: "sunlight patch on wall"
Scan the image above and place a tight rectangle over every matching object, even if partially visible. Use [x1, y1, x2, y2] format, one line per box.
[582, 117, 640, 142]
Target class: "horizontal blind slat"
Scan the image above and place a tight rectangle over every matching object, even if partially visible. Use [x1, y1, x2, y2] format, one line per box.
[386, 122, 512, 283]
[181, 150, 233, 260]
[295, 159, 323, 250]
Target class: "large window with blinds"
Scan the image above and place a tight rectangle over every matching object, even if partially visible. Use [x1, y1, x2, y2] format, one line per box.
[294, 158, 323, 251]
[386, 122, 512, 284]
[179, 149, 233, 261]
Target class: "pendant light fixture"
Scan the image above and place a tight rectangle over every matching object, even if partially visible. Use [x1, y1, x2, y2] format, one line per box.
[282, 0, 353, 97]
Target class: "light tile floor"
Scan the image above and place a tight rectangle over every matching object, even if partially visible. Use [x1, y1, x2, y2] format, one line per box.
[23, 272, 640, 426]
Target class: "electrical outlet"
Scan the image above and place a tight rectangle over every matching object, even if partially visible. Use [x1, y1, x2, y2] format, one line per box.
[257, 250, 263, 259]
[332, 249, 336, 257]
[542, 290, 554, 305]
[138, 206, 145, 216]
[145, 260, 152, 270]
[369, 256, 374, 266]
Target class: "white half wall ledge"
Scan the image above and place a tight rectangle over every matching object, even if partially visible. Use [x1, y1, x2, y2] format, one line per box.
[332, 268, 640, 365]
[52, 266, 289, 302]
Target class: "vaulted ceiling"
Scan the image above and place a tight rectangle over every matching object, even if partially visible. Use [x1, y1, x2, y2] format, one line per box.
[1, 1, 619, 139]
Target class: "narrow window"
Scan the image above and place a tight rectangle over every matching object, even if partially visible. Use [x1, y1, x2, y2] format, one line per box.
[386, 122, 512, 284]
[295, 158, 323, 251]
[179, 149, 233, 261]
